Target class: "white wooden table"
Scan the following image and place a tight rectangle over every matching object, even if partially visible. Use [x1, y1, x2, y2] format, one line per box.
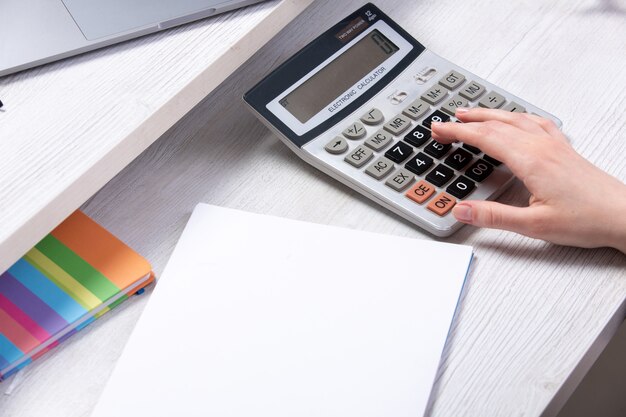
[1, 0, 626, 416]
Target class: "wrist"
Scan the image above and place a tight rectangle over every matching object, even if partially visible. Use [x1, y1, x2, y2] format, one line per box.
[608, 187, 626, 254]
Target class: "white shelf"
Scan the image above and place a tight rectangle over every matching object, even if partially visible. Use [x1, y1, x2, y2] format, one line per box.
[0, 0, 312, 274]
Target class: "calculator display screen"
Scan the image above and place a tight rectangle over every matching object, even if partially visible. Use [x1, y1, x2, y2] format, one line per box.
[279, 30, 398, 124]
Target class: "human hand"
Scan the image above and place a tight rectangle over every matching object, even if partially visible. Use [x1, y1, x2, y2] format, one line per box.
[431, 108, 626, 253]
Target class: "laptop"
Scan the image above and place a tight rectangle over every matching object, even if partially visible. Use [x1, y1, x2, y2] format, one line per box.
[0, 0, 267, 77]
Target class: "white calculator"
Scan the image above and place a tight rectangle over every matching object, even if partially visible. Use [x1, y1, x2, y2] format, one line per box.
[244, 3, 561, 236]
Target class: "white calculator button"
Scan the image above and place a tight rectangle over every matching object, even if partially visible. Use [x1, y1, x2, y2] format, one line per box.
[342, 121, 366, 140]
[478, 91, 506, 109]
[441, 94, 469, 116]
[502, 102, 526, 113]
[383, 114, 412, 135]
[420, 85, 448, 105]
[360, 108, 384, 125]
[324, 137, 349, 155]
[365, 157, 395, 180]
[344, 145, 373, 168]
[364, 129, 393, 152]
[438, 70, 466, 90]
[402, 98, 430, 120]
[385, 168, 415, 192]
[459, 81, 486, 101]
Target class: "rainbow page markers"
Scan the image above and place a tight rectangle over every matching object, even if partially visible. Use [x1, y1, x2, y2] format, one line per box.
[0, 211, 153, 380]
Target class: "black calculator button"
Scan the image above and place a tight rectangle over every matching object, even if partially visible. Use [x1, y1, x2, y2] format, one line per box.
[423, 140, 452, 159]
[463, 143, 481, 154]
[465, 159, 494, 182]
[483, 154, 502, 166]
[405, 152, 434, 175]
[425, 164, 455, 187]
[422, 110, 450, 129]
[446, 176, 476, 199]
[444, 148, 473, 170]
[404, 125, 431, 147]
[384, 141, 414, 163]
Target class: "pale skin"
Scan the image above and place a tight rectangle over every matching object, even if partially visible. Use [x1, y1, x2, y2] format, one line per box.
[430, 107, 626, 254]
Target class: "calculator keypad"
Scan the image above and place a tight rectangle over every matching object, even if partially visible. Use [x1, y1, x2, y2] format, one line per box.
[323, 66, 521, 224]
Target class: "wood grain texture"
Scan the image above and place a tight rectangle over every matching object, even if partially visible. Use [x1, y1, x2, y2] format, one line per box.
[1, 0, 625, 416]
[0, 0, 313, 274]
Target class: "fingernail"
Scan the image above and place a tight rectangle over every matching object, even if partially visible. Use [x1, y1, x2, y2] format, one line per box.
[453, 203, 472, 223]
[456, 107, 470, 115]
[431, 121, 441, 129]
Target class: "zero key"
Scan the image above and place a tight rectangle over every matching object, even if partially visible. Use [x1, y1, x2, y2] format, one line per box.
[427, 192, 457, 216]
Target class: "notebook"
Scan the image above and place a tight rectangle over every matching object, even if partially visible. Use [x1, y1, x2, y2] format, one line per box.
[0, 211, 154, 380]
[91, 204, 473, 417]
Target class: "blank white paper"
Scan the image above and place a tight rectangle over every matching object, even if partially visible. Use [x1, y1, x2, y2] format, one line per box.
[91, 204, 473, 417]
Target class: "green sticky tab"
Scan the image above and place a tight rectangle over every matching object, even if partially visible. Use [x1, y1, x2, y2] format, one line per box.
[35, 235, 119, 302]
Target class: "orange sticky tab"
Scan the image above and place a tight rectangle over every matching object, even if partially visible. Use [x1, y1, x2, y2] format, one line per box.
[406, 180, 436, 204]
[50, 211, 151, 290]
[427, 192, 456, 216]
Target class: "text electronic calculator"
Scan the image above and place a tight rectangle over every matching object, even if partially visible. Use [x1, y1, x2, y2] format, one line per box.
[243, 3, 561, 236]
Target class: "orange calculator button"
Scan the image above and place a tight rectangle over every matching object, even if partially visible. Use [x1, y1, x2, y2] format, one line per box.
[406, 180, 436, 204]
[427, 192, 457, 216]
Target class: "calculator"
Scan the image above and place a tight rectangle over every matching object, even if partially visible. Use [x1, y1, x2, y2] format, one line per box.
[243, 3, 561, 236]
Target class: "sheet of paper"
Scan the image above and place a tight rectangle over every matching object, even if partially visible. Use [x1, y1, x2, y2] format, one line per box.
[91, 204, 473, 417]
